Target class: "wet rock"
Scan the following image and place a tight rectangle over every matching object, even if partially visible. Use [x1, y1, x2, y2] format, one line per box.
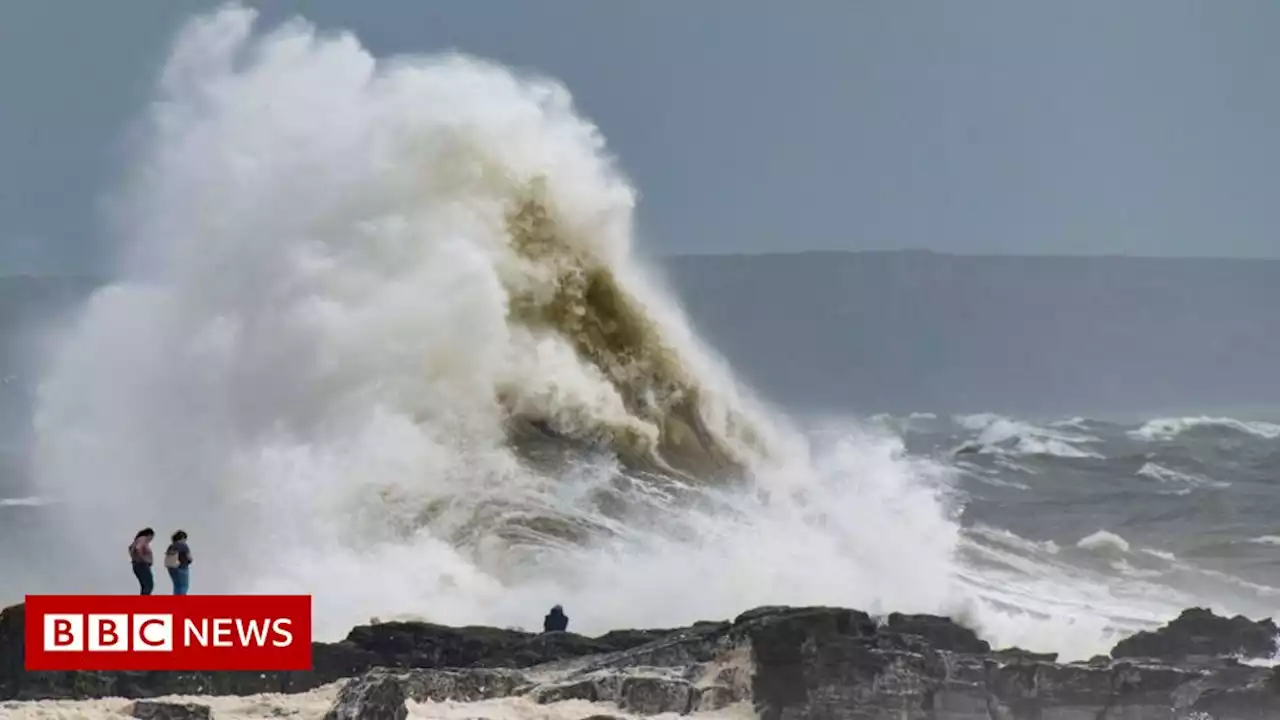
[1190, 676, 1280, 719]
[885, 612, 991, 654]
[0, 601, 657, 700]
[331, 619, 638, 671]
[694, 684, 738, 711]
[928, 655, 991, 718]
[617, 675, 694, 714]
[1111, 607, 1279, 660]
[731, 606, 1280, 720]
[323, 669, 406, 720]
[531, 677, 602, 704]
[739, 606, 946, 720]
[397, 667, 528, 702]
[324, 667, 530, 716]
[573, 620, 732, 675]
[990, 647, 1058, 663]
[9, 600, 1280, 718]
[531, 668, 695, 714]
[126, 700, 213, 720]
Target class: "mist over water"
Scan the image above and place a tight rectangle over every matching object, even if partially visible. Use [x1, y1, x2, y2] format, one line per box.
[23, 5, 972, 649]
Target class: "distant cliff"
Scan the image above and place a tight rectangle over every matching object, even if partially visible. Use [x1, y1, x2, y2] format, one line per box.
[662, 251, 1280, 418]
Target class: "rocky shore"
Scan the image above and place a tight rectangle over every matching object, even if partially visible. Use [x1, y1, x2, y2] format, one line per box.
[3, 601, 1280, 719]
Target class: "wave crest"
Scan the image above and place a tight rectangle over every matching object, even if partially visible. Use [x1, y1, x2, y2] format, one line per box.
[499, 180, 764, 480]
[1130, 416, 1280, 441]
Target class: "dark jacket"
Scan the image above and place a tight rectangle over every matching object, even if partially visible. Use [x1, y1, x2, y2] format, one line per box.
[543, 606, 568, 632]
[166, 541, 192, 569]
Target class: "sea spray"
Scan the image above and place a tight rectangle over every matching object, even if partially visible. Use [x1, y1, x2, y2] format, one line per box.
[21, 3, 1166, 662]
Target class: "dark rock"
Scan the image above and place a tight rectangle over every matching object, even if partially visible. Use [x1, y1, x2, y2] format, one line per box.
[731, 605, 1280, 720]
[740, 606, 945, 720]
[126, 699, 213, 720]
[574, 620, 731, 674]
[332, 620, 625, 670]
[0, 601, 659, 701]
[989, 646, 1058, 663]
[1191, 666, 1280, 719]
[1111, 607, 1279, 660]
[528, 667, 697, 713]
[531, 676, 601, 704]
[9, 601, 1280, 718]
[593, 627, 680, 649]
[929, 655, 990, 718]
[886, 612, 991, 654]
[323, 669, 407, 720]
[617, 675, 694, 714]
[694, 684, 738, 711]
[690, 663, 750, 710]
[397, 667, 528, 702]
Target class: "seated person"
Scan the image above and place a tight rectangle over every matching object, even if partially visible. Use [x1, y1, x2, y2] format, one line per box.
[543, 604, 569, 632]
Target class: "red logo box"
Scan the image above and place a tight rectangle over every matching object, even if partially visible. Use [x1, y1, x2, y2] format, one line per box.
[24, 594, 312, 671]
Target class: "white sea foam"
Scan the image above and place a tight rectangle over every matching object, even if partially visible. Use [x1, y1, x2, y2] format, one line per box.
[1076, 530, 1131, 555]
[1048, 416, 1092, 430]
[1135, 462, 1229, 489]
[1131, 416, 1280, 441]
[954, 413, 1102, 459]
[0, 496, 51, 507]
[1141, 548, 1177, 562]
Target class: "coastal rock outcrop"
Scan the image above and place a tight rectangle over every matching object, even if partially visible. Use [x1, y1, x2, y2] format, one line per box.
[1111, 607, 1279, 660]
[5, 600, 1280, 718]
[322, 669, 408, 720]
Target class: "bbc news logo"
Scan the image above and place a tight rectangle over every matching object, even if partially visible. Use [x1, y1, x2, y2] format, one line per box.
[43, 613, 294, 652]
[24, 594, 312, 671]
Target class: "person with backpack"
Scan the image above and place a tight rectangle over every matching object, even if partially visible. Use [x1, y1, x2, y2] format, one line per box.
[127, 528, 155, 595]
[164, 530, 193, 595]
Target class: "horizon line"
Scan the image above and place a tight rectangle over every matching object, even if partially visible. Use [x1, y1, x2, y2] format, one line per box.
[3, 248, 1280, 279]
[659, 248, 1280, 261]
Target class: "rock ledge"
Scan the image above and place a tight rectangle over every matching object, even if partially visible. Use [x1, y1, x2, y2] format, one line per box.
[4, 602, 1279, 719]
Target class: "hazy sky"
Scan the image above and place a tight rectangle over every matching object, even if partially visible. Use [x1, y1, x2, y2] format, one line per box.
[2, 1, 1277, 271]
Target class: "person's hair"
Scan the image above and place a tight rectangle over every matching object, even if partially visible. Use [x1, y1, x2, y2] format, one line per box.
[135, 527, 154, 539]
[172, 530, 188, 542]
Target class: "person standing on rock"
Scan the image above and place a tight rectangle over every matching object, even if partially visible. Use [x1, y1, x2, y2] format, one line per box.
[128, 528, 156, 595]
[543, 605, 568, 632]
[164, 530, 193, 595]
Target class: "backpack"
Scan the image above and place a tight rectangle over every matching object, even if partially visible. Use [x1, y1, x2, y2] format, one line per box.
[164, 549, 180, 569]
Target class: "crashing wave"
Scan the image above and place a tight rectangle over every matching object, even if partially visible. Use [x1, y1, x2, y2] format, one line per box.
[1130, 416, 1280, 441]
[21, 4, 984, 649]
[951, 413, 1102, 459]
[1135, 462, 1229, 489]
[498, 180, 767, 480]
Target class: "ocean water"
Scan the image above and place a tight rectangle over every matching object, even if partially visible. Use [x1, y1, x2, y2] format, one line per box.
[2, 6, 1279, 718]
